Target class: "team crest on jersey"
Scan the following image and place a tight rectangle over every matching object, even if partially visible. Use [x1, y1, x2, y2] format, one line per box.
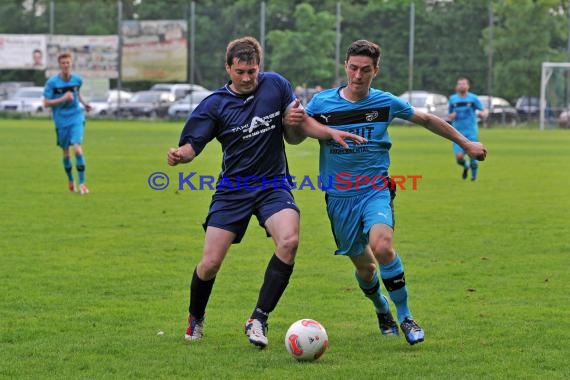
[365, 111, 379, 121]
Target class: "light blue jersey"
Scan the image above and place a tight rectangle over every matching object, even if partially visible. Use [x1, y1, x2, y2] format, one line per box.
[44, 73, 85, 129]
[306, 87, 413, 196]
[448, 92, 483, 137]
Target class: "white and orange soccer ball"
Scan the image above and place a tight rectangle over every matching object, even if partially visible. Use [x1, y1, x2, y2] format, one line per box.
[284, 319, 329, 361]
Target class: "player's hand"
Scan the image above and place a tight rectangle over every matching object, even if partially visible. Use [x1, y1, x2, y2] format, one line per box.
[167, 148, 182, 166]
[84, 104, 93, 112]
[329, 129, 367, 149]
[465, 141, 487, 161]
[168, 144, 195, 166]
[284, 99, 305, 127]
[63, 91, 74, 102]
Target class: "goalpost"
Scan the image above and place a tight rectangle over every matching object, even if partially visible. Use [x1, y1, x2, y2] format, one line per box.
[540, 62, 570, 130]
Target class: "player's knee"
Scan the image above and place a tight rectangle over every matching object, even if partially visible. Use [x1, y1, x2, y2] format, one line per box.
[357, 262, 377, 279]
[370, 243, 395, 265]
[199, 256, 223, 277]
[276, 233, 299, 256]
[370, 238, 391, 256]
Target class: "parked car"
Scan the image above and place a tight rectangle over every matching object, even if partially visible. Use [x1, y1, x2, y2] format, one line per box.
[116, 90, 175, 118]
[0, 81, 34, 101]
[477, 95, 518, 125]
[167, 90, 213, 119]
[0, 86, 46, 115]
[515, 96, 556, 122]
[398, 91, 449, 121]
[84, 90, 133, 117]
[515, 96, 540, 121]
[149, 83, 208, 100]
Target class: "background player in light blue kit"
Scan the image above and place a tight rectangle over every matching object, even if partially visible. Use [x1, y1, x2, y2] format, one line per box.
[43, 52, 92, 194]
[448, 77, 488, 181]
[289, 40, 487, 345]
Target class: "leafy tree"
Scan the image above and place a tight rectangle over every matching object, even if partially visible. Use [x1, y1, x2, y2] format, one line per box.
[414, 0, 489, 96]
[340, 0, 413, 94]
[267, 3, 336, 88]
[484, 0, 566, 101]
[0, 0, 48, 34]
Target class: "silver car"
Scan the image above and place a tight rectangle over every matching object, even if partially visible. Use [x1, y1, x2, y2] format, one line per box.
[85, 90, 133, 117]
[398, 91, 450, 121]
[477, 95, 518, 126]
[167, 90, 213, 119]
[0, 86, 46, 115]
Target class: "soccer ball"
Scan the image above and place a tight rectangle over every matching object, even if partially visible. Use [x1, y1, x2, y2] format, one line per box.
[284, 319, 329, 361]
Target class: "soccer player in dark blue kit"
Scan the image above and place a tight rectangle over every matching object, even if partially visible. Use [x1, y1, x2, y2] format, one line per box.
[448, 77, 488, 181]
[44, 52, 92, 194]
[290, 40, 487, 345]
[167, 36, 365, 348]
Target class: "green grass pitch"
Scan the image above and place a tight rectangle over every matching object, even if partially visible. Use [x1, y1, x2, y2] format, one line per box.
[1, 118, 569, 379]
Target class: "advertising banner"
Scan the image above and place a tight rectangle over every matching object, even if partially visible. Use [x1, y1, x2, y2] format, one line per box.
[0, 34, 46, 70]
[121, 20, 187, 82]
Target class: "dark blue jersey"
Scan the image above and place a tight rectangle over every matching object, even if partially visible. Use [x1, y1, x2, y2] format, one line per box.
[179, 72, 296, 186]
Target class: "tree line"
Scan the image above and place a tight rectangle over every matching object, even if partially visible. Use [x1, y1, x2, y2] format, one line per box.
[1, 0, 568, 102]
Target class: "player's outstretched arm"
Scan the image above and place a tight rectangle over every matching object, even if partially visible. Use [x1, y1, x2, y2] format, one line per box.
[409, 110, 487, 161]
[283, 100, 366, 148]
[167, 143, 196, 166]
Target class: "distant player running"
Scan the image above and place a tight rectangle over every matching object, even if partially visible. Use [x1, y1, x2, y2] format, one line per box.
[287, 40, 487, 345]
[448, 77, 488, 181]
[43, 52, 92, 194]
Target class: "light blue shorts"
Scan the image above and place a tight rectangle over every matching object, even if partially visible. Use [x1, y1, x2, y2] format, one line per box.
[325, 187, 395, 257]
[56, 122, 84, 149]
[452, 130, 478, 155]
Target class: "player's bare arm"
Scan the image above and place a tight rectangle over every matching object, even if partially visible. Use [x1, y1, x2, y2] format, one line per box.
[78, 93, 92, 112]
[409, 110, 487, 161]
[44, 91, 73, 108]
[477, 108, 489, 119]
[283, 100, 367, 148]
[167, 143, 196, 166]
[283, 99, 308, 144]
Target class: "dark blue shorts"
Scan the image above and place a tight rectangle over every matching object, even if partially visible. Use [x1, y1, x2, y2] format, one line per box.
[203, 187, 300, 244]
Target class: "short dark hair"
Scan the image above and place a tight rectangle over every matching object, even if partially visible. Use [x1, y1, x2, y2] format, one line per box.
[457, 76, 471, 85]
[346, 40, 381, 68]
[226, 36, 262, 67]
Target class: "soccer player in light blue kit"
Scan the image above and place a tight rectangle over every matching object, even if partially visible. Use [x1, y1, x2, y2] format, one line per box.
[448, 77, 488, 181]
[44, 52, 92, 194]
[291, 40, 487, 345]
